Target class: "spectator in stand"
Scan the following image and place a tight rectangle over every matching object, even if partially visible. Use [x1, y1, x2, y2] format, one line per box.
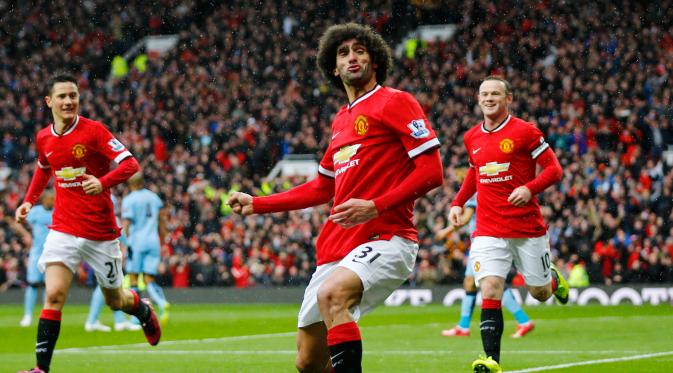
[2, 0, 673, 290]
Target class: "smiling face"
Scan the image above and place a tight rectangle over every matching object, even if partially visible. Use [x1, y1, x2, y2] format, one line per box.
[334, 38, 377, 89]
[45, 82, 79, 124]
[478, 79, 512, 121]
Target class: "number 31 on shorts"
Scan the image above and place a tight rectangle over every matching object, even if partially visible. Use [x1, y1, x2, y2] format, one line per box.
[352, 246, 381, 265]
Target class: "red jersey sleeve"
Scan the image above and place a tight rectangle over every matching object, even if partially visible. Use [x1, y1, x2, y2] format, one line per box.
[93, 122, 133, 164]
[526, 124, 551, 160]
[35, 135, 51, 170]
[318, 143, 336, 179]
[382, 91, 440, 158]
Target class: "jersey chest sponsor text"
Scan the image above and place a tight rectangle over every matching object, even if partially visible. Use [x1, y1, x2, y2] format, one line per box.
[55, 166, 87, 188]
[333, 144, 362, 177]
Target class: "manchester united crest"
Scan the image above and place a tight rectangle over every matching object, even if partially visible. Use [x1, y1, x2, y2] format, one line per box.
[354, 115, 369, 136]
[72, 144, 87, 159]
[499, 138, 514, 154]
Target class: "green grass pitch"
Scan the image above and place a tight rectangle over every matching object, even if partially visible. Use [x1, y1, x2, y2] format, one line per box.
[1, 303, 671, 372]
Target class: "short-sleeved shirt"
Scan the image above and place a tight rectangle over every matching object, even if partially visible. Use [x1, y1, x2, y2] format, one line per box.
[316, 85, 440, 264]
[122, 188, 163, 251]
[35, 115, 133, 240]
[463, 115, 551, 238]
[26, 204, 53, 253]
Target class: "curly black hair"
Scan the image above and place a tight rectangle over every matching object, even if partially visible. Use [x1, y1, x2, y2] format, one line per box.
[317, 23, 393, 91]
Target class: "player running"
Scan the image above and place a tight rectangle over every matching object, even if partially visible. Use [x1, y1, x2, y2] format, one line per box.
[15, 73, 161, 373]
[449, 76, 569, 373]
[228, 23, 444, 373]
[438, 195, 534, 339]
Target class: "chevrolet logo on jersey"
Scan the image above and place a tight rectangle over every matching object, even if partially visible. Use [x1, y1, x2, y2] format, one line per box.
[55, 167, 86, 181]
[479, 162, 510, 176]
[333, 144, 361, 165]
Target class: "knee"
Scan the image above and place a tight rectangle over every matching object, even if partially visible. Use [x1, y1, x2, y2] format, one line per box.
[45, 289, 67, 308]
[294, 355, 316, 373]
[529, 287, 551, 302]
[295, 353, 328, 373]
[480, 279, 504, 299]
[317, 284, 349, 315]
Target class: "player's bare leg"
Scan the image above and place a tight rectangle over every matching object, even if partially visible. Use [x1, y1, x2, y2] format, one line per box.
[526, 284, 552, 301]
[44, 263, 73, 311]
[474, 276, 505, 371]
[526, 266, 569, 304]
[101, 287, 161, 345]
[296, 322, 331, 373]
[23, 263, 73, 373]
[316, 267, 364, 373]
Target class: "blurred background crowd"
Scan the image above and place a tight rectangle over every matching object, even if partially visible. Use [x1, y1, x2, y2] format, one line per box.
[1, 0, 672, 291]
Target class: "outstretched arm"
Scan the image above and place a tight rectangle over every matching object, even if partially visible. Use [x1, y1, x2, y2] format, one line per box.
[228, 174, 335, 216]
[329, 149, 443, 228]
[17, 166, 52, 223]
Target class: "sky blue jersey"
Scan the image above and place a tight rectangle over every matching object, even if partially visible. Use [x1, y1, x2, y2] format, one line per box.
[121, 189, 163, 251]
[26, 205, 53, 253]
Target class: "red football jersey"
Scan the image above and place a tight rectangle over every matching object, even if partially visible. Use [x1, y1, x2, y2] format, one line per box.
[316, 85, 440, 264]
[463, 115, 551, 238]
[35, 115, 133, 240]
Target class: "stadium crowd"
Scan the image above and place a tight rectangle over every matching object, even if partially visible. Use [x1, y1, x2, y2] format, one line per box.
[1, 0, 673, 291]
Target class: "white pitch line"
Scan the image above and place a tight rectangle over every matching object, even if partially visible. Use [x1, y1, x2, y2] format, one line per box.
[507, 351, 673, 372]
[58, 331, 297, 352]
[58, 349, 644, 356]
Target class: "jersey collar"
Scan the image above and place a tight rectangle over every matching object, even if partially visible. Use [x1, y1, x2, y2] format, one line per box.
[51, 115, 80, 137]
[481, 114, 511, 133]
[348, 84, 381, 110]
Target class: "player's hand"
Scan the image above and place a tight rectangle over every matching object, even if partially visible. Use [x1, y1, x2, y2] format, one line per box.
[448, 206, 463, 226]
[329, 198, 378, 229]
[228, 192, 254, 215]
[15, 202, 33, 224]
[82, 174, 103, 195]
[508, 186, 532, 207]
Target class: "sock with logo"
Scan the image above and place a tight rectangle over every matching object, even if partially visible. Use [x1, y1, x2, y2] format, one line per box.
[124, 290, 150, 323]
[551, 272, 559, 292]
[480, 298, 503, 363]
[36, 309, 62, 372]
[327, 321, 362, 373]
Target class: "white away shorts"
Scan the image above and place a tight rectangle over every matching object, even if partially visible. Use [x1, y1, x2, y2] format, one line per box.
[297, 236, 418, 328]
[38, 230, 124, 289]
[469, 234, 552, 287]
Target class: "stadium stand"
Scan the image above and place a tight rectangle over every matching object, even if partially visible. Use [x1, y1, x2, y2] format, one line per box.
[1, 0, 672, 291]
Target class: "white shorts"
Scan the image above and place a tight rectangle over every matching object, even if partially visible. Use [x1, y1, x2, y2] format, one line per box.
[297, 236, 418, 328]
[39, 230, 124, 289]
[469, 235, 551, 287]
